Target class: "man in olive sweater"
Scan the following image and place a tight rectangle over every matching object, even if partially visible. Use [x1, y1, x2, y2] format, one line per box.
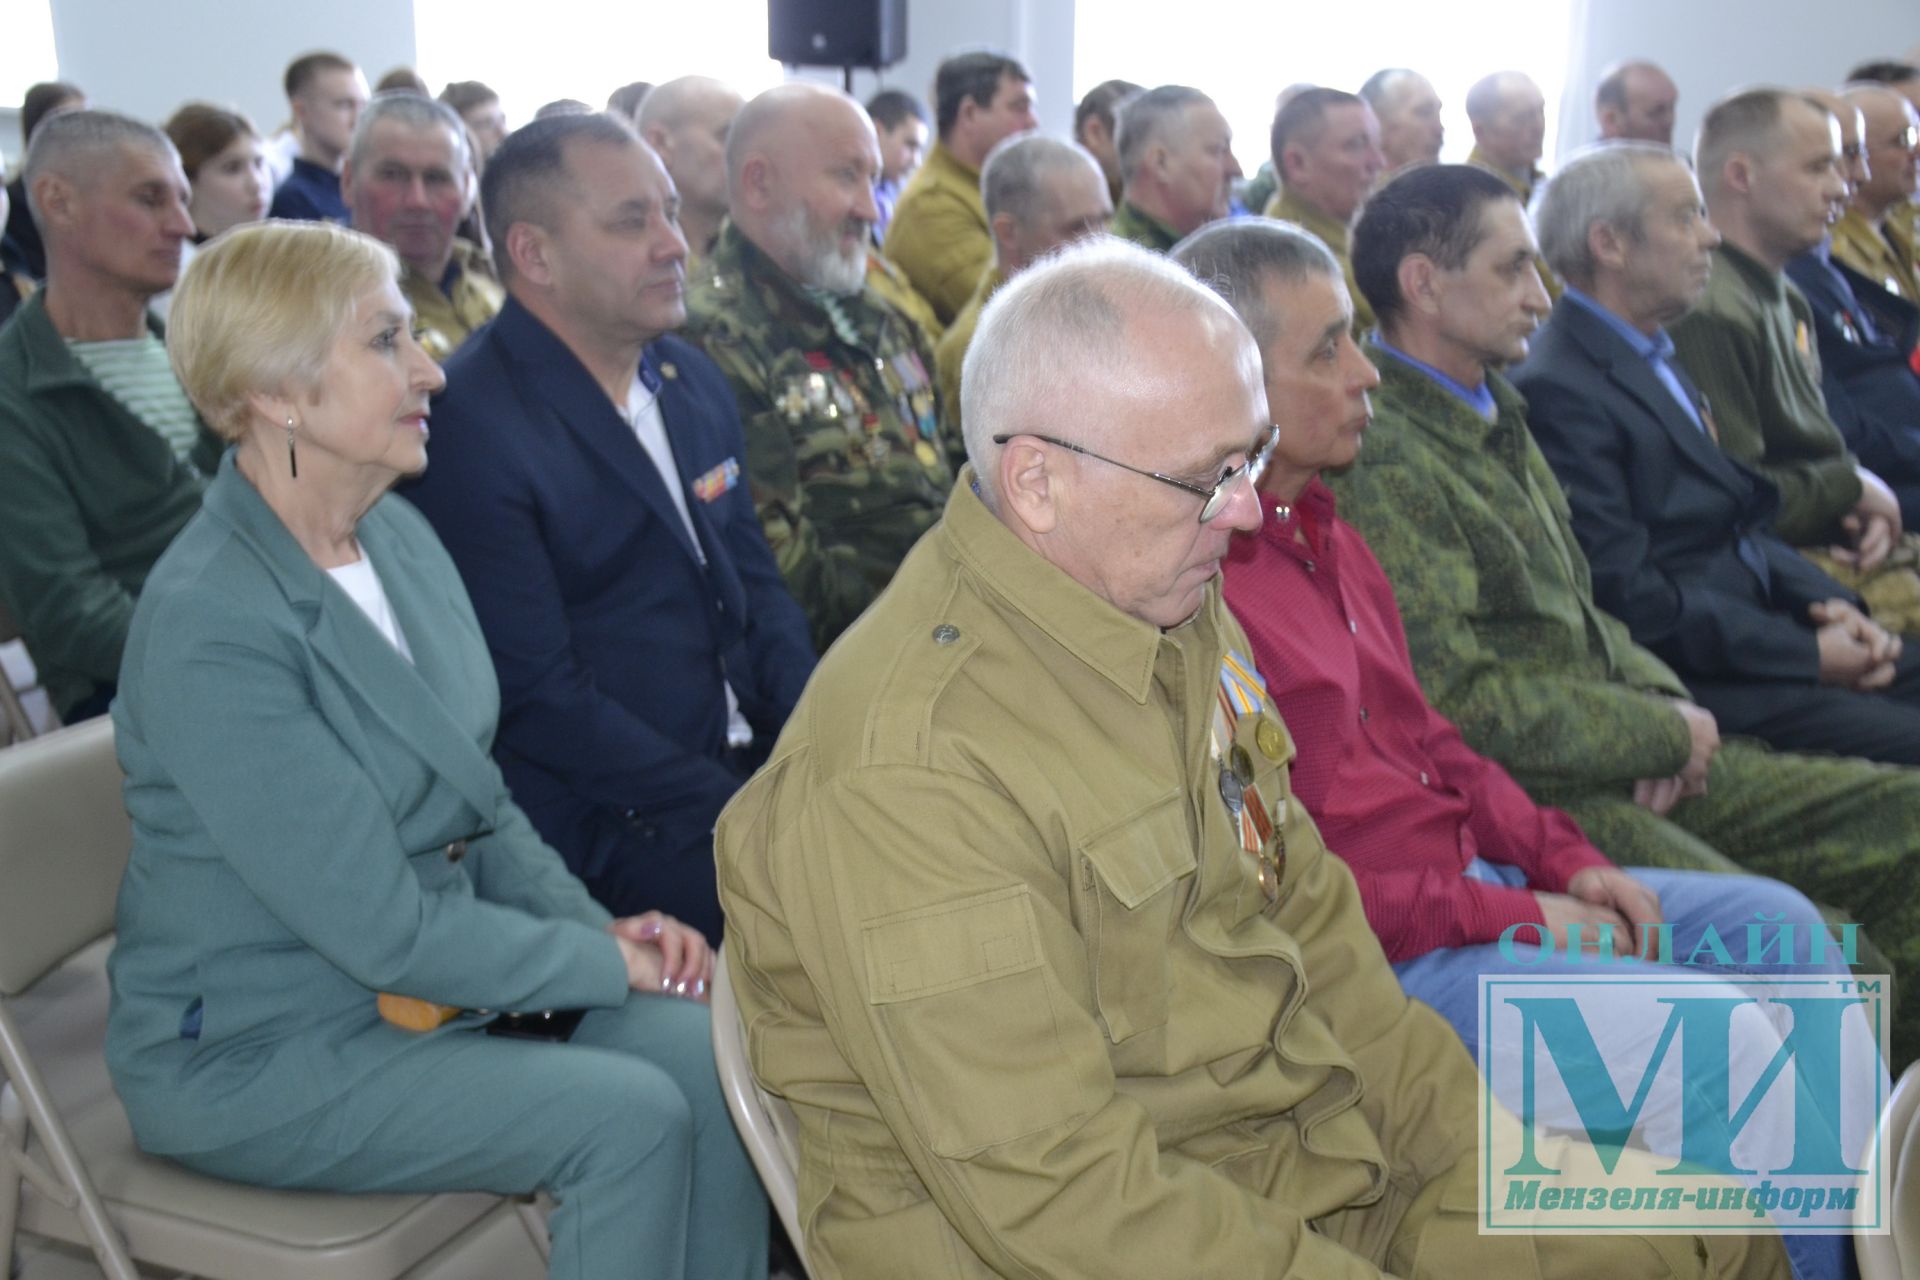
[0, 111, 211, 720]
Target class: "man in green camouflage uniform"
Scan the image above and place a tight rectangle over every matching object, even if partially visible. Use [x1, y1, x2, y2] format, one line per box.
[1331, 163, 1920, 1063]
[684, 84, 952, 651]
[1108, 86, 1241, 253]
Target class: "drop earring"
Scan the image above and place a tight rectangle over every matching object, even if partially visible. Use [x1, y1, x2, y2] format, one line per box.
[285, 415, 298, 479]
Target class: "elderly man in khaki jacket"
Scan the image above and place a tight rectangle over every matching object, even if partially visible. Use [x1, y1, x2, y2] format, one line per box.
[716, 239, 1786, 1279]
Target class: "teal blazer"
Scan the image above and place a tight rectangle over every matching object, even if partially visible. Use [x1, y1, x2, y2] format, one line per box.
[106, 454, 629, 1156]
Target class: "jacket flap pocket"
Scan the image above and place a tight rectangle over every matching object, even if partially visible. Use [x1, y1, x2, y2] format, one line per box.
[1079, 794, 1196, 910]
[863, 886, 1041, 1004]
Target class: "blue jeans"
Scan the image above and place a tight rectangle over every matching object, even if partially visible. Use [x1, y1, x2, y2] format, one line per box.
[1395, 865, 1879, 1280]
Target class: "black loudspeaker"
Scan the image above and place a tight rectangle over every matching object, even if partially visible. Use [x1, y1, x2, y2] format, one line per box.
[768, 0, 907, 69]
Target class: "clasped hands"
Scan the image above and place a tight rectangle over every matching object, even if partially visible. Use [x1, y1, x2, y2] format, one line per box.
[611, 911, 714, 1002]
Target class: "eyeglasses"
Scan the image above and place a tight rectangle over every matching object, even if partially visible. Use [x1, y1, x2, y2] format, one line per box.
[991, 424, 1280, 523]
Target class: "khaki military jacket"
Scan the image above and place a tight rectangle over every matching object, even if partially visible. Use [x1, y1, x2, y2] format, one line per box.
[1109, 199, 1182, 252]
[1668, 242, 1865, 545]
[716, 477, 1487, 1278]
[402, 237, 503, 363]
[932, 265, 1004, 448]
[684, 223, 953, 651]
[1269, 189, 1374, 334]
[883, 141, 992, 325]
[1830, 207, 1920, 306]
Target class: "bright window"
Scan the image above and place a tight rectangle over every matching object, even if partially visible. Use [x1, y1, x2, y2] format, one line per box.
[0, 1, 60, 117]
[413, 0, 787, 124]
[1073, 0, 1576, 171]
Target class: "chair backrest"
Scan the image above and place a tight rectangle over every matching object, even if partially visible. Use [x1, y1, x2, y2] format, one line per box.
[0, 717, 130, 996]
[1857, 1059, 1920, 1280]
[711, 947, 810, 1275]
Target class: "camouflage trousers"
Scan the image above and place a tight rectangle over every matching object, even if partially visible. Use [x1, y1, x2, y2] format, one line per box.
[1803, 534, 1920, 636]
[1532, 739, 1920, 1068]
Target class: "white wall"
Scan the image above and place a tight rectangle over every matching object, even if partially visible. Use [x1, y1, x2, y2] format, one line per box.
[46, 0, 415, 137]
[1557, 0, 1920, 161]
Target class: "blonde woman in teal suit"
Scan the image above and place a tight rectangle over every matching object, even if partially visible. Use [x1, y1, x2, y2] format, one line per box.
[104, 220, 769, 1280]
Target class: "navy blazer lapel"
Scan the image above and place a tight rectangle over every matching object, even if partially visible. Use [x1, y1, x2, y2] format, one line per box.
[200, 460, 501, 822]
[1562, 303, 1746, 491]
[496, 301, 704, 569]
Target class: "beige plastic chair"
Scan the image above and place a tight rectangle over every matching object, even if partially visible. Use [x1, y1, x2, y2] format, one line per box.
[0, 716, 549, 1279]
[711, 947, 812, 1277]
[1857, 1059, 1920, 1280]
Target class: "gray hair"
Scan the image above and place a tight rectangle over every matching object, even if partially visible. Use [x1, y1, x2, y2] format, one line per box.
[980, 133, 1102, 224]
[347, 90, 470, 180]
[1170, 217, 1341, 350]
[1114, 85, 1213, 185]
[1693, 86, 1822, 202]
[1534, 142, 1683, 287]
[962, 235, 1254, 508]
[636, 75, 736, 137]
[1358, 68, 1421, 112]
[22, 109, 175, 227]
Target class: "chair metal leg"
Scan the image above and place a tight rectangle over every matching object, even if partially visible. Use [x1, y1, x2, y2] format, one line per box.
[2, 1081, 23, 1277]
[0, 1004, 137, 1280]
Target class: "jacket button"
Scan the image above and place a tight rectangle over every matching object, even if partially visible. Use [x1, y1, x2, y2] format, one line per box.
[445, 840, 467, 863]
[932, 624, 960, 644]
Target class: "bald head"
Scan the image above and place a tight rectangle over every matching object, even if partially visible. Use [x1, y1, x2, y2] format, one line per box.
[727, 83, 881, 293]
[1595, 60, 1678, 144]
[637, 76, 744, 230]
[1466, 71, 1546, 173]
[1360, 68, 1444, 170]
[1846, 83, 1920, 216]
[1804, 87, 1869, 194]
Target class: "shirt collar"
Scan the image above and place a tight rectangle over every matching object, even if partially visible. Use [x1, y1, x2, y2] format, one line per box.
[1561, 285, 1674, 361]
[1371, 337, 1496, 419]
[944, 467, 1202, 705]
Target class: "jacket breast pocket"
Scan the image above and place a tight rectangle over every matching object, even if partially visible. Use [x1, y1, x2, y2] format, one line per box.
[1075, 794, 1196, 1045]
[863, 886, 1098, 1157]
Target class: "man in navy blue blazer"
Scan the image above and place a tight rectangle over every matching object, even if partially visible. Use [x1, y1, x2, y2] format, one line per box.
[1514, 142, 1920, 766]
[407, 113, 815, 942]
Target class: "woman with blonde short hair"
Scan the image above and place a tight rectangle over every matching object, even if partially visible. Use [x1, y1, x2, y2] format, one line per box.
[105, 220, 768, 1280]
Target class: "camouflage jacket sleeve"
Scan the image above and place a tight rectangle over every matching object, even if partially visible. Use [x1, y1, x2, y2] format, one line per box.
[1331, 432, 1693, 789]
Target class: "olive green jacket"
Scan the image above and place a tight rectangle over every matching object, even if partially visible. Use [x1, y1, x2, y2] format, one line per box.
[717, 476, 1486, 1278]
[883, 141, 991, 325]
[1326, 347, 1693, 791]
[932, 265, 1004, 449]
[1829, 206, 1920, 304]
[0, 291, 212, 716]
[1110, 199, 1182, 252]
[400, 237, 504, 364]
[684, 223, 954, 651]
[1668, 242, 1863, 545]
[1269, 188, 1373, 333]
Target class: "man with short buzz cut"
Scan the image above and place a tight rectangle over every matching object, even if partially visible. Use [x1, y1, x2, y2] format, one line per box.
[1074, 77, 1142, 205]
[636, 75, 746, 261]
[1359, 68, 1444, 174]
[1110, 84, 1242, 251]
[1828, 82, 1920, 304]
[1466, 70, 1548, 202]
[1669, 87, 1920, 634]
[934, 133, 1111, 439]
[716, 234, 1791, 1280]
[1325, 161, 1920, 1066]
[1594, 59, 1680, 145]
[884, 51, 1037, 324]
[0, 111, 212, 723]
[685, 83, 951, 651]
[1266, 88, 1386, 331]
[406, 114, 814, 943]
[267, 51, 369, 223]
[343, 92, 502, 361]
[1515, 142, 1920, 766]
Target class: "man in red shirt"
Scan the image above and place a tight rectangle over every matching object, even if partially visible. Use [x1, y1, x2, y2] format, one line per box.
[1172, 220, 1877, 1275]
